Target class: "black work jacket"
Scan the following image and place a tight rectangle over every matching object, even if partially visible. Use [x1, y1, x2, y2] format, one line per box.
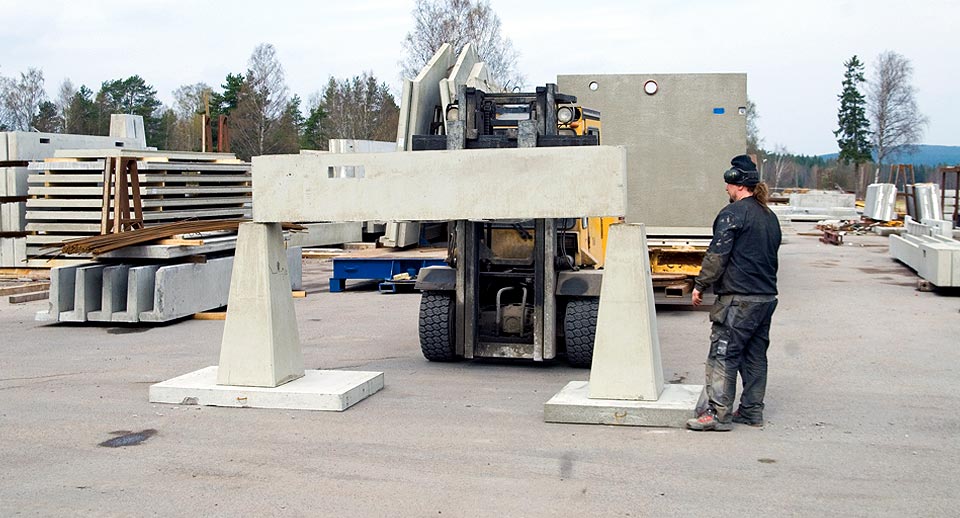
[694, 196, 781, 296]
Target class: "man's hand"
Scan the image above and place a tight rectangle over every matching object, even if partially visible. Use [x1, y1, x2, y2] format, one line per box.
[692, 288, 703, 306]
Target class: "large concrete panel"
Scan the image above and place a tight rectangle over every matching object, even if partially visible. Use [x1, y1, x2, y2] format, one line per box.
[397, 44, 454, 151]
[1, 167, 29, 197]
[252, 146, 627, 223]
[557, 73, 747, 227]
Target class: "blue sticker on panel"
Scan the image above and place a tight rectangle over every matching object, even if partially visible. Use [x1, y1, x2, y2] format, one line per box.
[713, 107, 725, 114]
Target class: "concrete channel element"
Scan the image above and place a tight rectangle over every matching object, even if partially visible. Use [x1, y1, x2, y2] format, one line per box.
[35, 247, 302, 323]
[544, 224, 701, 427]
[252, 146, 628, 223]
[151, 223, 383, 412]
[889, 216, 960, 287]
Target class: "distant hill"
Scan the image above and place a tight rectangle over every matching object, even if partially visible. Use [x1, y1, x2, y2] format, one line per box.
[819, 145, 960, 167]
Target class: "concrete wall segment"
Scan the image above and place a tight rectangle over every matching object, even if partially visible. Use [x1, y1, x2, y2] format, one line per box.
[557, 73, 747, 227]
[252, 146, 627, 223]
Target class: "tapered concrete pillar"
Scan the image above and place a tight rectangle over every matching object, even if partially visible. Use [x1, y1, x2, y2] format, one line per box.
[217, 222, 304, 387]
[588, 223, 663, 400]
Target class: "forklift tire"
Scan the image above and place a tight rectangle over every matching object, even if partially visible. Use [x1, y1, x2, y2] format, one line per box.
[563, 297, 599, 368]
[418, 291, 459, 362]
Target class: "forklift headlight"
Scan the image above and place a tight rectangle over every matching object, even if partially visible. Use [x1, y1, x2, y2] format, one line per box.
[446, 105, 459, 122]
[557, 106, 575, 123]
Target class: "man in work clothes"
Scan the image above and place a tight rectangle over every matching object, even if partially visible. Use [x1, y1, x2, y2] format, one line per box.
[687, 155, 782, 432]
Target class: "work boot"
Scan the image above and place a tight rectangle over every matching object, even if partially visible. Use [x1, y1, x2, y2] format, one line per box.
[732, 410, 763, 427]
[686, 411, 731, 432]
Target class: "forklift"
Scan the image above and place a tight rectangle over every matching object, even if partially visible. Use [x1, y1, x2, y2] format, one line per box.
[412, 84, 617, 367]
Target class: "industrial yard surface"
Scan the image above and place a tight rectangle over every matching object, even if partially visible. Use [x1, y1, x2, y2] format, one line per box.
[1, 223, 957, 517]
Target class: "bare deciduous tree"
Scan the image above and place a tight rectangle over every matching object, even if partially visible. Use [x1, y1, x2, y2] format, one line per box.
[745, 98, 762, 154]
[167, 82, 211, 150]
[1, 68, 46, 131]
[868, 51, 927, 176]
[57, 78, 77, 132]
[231, 43, 297, 159]
[401, 0, 523, 89]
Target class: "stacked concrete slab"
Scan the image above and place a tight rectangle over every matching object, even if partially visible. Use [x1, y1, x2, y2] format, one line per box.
[37, 247, 302, 324]
[889, 216, 960, 287]
[864, 183, 898, 221]
[25, 149, 250, 258]
[1, 115, 149, 267]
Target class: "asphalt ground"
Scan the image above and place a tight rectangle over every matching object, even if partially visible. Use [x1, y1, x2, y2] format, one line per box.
[1, 223, 958, 517]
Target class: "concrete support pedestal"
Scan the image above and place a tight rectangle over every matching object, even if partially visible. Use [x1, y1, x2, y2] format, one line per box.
[150, 222, 383, 412]
[544, 224, 701, 427]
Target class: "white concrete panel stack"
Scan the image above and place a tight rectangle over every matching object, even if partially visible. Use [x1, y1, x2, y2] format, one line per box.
[396, 44, 454, 151]
[25, 149, 250, 259]
[906, 183, 943, 221]
[889, 216, 960, 287]
[770, 190, 859, 221]
[864, 183, 898, 221]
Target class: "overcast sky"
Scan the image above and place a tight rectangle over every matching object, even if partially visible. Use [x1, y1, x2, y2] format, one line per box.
[1, 0, 956, 155]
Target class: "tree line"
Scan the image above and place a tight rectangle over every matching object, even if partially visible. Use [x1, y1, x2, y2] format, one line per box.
[0, 43, 400, 161]
[0, 1, 523, 162]
[748, 50, 930, 197]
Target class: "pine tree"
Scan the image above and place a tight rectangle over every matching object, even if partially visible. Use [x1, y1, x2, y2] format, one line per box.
[834, 56, 871, 194]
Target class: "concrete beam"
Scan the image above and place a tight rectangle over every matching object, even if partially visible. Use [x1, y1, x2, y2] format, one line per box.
[252, 146, 627, 223]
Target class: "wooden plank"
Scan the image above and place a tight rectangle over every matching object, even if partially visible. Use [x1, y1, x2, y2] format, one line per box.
[292, 290, 307, 298]
[0, 282, 51, 296]
[0, 268, 50, 280]
[193, 311, 226, 320]
[8, 290, 49, 303]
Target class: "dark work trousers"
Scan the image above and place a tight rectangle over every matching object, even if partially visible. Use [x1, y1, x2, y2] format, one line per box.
[695, 294, 778, 422]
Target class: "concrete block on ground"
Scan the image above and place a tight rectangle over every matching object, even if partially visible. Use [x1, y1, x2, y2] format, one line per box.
[379, 221, 420, 248]
[149, 366, 383, 411]
[588, 224, 663, 401]
[788, 190, 855, 209]
[0, 237, 27, 267]
[252, 146, 627, 223]
[544, 381, 701, 427]
[217, 223, 304, 388]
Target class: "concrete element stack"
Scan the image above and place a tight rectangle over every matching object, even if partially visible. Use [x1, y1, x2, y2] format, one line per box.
[864, 183, 898, 221]
[36, 247, 302, 323]
[25, 149, 249, 259]
[150, 223, 383, 412]
[770, 190, 859, 221]
[544, 224, 701, 427]
[889, 216, 960, 287]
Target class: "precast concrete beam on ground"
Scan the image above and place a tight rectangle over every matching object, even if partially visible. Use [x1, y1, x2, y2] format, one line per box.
[252, 146, 627, 223]
[544, 223, 701, 427]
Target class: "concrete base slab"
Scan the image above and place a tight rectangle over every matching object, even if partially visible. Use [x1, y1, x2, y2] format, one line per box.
[149, 366, 384, 412]
[544, 381, 702, 428]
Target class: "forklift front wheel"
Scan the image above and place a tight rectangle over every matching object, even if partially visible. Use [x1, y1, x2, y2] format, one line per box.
[418, 291, 459, 362]
[563, 297, 599, 368]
